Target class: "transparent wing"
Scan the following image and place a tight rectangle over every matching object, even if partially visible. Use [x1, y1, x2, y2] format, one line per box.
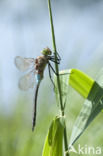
[15, 56, 35, 72]
[19, 71, 35, 90]
[95, 68, 103, 87]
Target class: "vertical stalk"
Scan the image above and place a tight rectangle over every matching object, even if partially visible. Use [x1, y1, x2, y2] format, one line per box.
[48, 0, 63, 113]
[48, 0, 70, 156]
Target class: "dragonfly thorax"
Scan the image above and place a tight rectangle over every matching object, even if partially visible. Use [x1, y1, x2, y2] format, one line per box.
[35, 55, 48, 75]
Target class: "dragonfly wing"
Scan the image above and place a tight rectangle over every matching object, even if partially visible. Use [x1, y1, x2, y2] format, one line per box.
[19, 71, 35, 90]
[15, 56, 35, 71]
[95, 68, 103, 86]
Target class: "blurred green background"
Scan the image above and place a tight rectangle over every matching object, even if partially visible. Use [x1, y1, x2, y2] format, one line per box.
[0, 0, 103, 155]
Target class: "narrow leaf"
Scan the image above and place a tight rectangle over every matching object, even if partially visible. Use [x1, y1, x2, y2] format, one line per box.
[69, 68, 103, 146]
[69, 69, 95, 98]
[42, 116, 64, 156]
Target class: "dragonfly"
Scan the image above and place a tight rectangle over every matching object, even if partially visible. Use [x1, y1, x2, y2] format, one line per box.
[15, 47, 61, 131]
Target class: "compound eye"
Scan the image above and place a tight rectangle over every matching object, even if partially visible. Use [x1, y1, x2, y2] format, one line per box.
[41, 47, 52, 55]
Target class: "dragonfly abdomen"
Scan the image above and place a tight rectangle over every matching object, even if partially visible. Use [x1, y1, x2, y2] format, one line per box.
[35, 74, 42, 83]
[32, 81, 41, 131]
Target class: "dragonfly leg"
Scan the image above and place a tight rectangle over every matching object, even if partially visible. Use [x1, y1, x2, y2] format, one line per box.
[52, 51, 61, 61]
[49, 57, 60, 64]
[49, 51, 61, 64]
[48, 64, 55, 89]
[49, 62, 71, 77]
[48, 62, 59, 76]
[56, 51, 61, 61]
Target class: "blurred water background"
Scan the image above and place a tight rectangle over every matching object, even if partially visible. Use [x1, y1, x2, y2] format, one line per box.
[0, 0, 103, 155]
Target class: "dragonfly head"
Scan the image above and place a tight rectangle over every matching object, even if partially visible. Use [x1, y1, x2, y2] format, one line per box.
[41, 47, 52, 56]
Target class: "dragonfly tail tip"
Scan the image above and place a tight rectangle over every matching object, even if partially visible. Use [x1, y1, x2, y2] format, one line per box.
[32, 125, 35, 132]
[32, 127, 34, 132]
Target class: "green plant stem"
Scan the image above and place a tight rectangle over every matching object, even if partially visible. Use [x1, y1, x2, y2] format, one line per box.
[48, 0, 70, 156]
[48, 0, 63, 112]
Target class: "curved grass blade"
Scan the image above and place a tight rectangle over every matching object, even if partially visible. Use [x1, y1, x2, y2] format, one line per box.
[69, 68, 95, 98]
[54, 68, 103, 146]
[42, 116, 64, 156]
[69, 68, 103, 146]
